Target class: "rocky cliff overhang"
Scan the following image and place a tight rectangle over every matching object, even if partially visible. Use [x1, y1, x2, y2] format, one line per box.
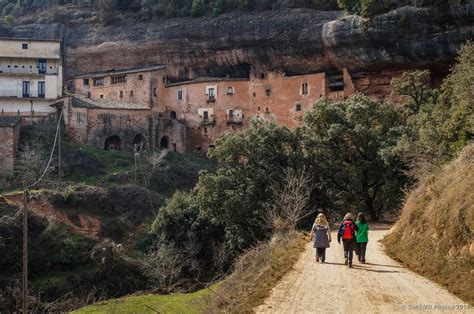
[9, 4, 474, 80]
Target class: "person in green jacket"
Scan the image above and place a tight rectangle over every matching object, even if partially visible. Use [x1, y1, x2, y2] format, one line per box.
[355, 212, 369, 263]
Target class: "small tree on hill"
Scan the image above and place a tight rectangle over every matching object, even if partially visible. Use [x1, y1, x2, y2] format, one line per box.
[191, 0, 205, 17]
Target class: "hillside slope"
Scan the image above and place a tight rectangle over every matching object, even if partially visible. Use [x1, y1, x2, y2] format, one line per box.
[383, 144, 474, 304]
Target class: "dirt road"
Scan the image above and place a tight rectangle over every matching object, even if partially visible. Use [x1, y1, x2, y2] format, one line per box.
[255, 225, 470, 314]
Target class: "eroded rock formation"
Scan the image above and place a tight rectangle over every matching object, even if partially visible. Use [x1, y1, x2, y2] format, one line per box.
[9, 3, 474, 93]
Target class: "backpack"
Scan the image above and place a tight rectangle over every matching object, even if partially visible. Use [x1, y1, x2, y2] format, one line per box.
[342, 220, 355, 240]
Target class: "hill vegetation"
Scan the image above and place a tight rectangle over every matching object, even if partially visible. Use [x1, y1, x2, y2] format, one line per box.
[383, 144, 473, 304]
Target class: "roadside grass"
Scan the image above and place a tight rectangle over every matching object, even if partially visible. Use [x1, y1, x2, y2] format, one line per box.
[383, 144, 474, 305]
[73, 285, 214, 314]
[210, 231, 308, 312]
[73, 232, 307, 314]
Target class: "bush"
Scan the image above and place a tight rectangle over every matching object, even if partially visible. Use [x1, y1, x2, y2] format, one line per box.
[191, 0, 205, 17]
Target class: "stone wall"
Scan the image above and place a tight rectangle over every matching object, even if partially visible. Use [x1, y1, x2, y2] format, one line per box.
[0, 123, 20, 176]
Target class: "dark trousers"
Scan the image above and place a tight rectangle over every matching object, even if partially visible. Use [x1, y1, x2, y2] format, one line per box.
[316, 247, 326, 262]
[342, 239, 355, 265]
[357, 242, 367, 262]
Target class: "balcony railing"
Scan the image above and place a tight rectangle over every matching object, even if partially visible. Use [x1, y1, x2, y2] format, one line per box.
[0, 67, 59, 76]
[206, 95, 216, 102]
[201, 118, 215, 125]
[0, 89, 50, 99]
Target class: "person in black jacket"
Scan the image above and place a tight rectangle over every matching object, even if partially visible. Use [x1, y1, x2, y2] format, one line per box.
[337, 213, 359, 268]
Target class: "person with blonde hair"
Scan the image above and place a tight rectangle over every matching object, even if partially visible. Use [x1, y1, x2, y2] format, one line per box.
[310, 212, 331, 263]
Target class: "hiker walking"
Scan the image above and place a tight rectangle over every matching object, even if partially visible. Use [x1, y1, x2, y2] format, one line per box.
[310, 213, 331, 263]
[337, 213, 359, 268]
[355, 212, 369, 263]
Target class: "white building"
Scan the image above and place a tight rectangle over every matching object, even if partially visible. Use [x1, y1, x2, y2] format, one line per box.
[0, 38, 63, 121]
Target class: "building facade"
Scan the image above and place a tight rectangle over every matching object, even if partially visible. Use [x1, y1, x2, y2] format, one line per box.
[0, 38, 63, 122]
[69, 65, 355, 152]
[0, 116, 21, 176]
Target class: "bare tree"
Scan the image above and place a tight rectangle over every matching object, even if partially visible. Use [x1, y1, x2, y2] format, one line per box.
[15, 141, 51, 185]
[264, 167, 315, 233]
[137, 149, 168, 188]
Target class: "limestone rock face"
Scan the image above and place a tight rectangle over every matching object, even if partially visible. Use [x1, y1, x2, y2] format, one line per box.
[9, 4, 474, 81]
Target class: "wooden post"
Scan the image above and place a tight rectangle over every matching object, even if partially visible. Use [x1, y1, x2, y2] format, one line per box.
[22, 190, 28, 314]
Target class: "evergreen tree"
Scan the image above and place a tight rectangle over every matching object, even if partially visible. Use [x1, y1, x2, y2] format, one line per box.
[191, 0, 205, 17]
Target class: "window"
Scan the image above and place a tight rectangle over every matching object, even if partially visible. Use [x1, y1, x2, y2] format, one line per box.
[130, 90, 134, 97]
[153, 88, 157, 97]
[295, 104, 302, 112]
[93, 78, 104, 86]
[119, 91, 124, 98]
[22, 43, 28, 49]
[100, 94, 104, 98]
[207, 87, 216, 101]
[302, 82, 308, 95]
[257, 106, 261, 111]
[111, 75, 126, 84]
[177, 89, 183, 100]
[261, 72, 265, 79]
[265, 108, 269, 113]
[266, 89, 271, 96]
[209, 144, 215, 149]
[253, 92, 256, 97]
[228, 109, 234, 120]
[204, 127, 208, 134]
[227, 87, 234, 95]
[38, 81, 45, 98]
[83, 79, 89, 86]
[138, 74, 143, 80]
[162, 77, 166, 83]
[76, 112, 84, 125]
[22, 81, 30, 98]
[38, 59, 46, 74]
[203, 111, 209, 122]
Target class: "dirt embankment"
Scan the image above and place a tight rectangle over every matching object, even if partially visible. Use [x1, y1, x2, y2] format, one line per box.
[4, 193, 101, 237]
[383, 144, 474, 305]
[256, 226, 470, 313]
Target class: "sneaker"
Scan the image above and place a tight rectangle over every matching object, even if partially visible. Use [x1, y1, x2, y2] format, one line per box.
[316, 257, 319, 262]
[348, 264, 353, 268]
[344, 258, 348, 265]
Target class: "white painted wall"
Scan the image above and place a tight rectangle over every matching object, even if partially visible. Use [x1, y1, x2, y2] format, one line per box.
[0, 39, 61, 59]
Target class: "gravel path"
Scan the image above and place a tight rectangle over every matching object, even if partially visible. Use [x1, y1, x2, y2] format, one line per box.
[255, 225, 471, 314]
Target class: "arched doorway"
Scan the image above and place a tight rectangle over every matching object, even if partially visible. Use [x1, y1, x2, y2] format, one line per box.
[170, 111, 177, 119]
[133, 134, 147, 152]
[104, 135, 121, 151]
[160, 136, 169, 149]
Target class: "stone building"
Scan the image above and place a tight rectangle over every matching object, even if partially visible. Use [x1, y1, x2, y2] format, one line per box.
[69, 65, 186, 151]
[69, 65, 355, 152]
[0, 38, 63, 122]
[0, 116, 21, 176]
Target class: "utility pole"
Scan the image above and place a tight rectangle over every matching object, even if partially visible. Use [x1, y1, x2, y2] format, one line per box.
[58, 108, 62, 185]
[22, 190, 28, 314]
[57, 105, 63, 186]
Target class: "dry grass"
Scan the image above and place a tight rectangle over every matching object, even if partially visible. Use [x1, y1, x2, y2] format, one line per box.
[209, 231, 307, 313]
[383, 144, 474, 305]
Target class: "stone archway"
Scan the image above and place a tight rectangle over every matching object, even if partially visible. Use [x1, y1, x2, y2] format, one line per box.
[104, 135, 121, 151]
[133, 133, 147, 152]
[160, 136, 169, 149]
[170, 111, 177, 119]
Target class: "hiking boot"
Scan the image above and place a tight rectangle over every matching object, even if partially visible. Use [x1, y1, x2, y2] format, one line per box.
[348, 264, 353, 268]
[316, 257, 319, 262]
[344, 258, 348, 265]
